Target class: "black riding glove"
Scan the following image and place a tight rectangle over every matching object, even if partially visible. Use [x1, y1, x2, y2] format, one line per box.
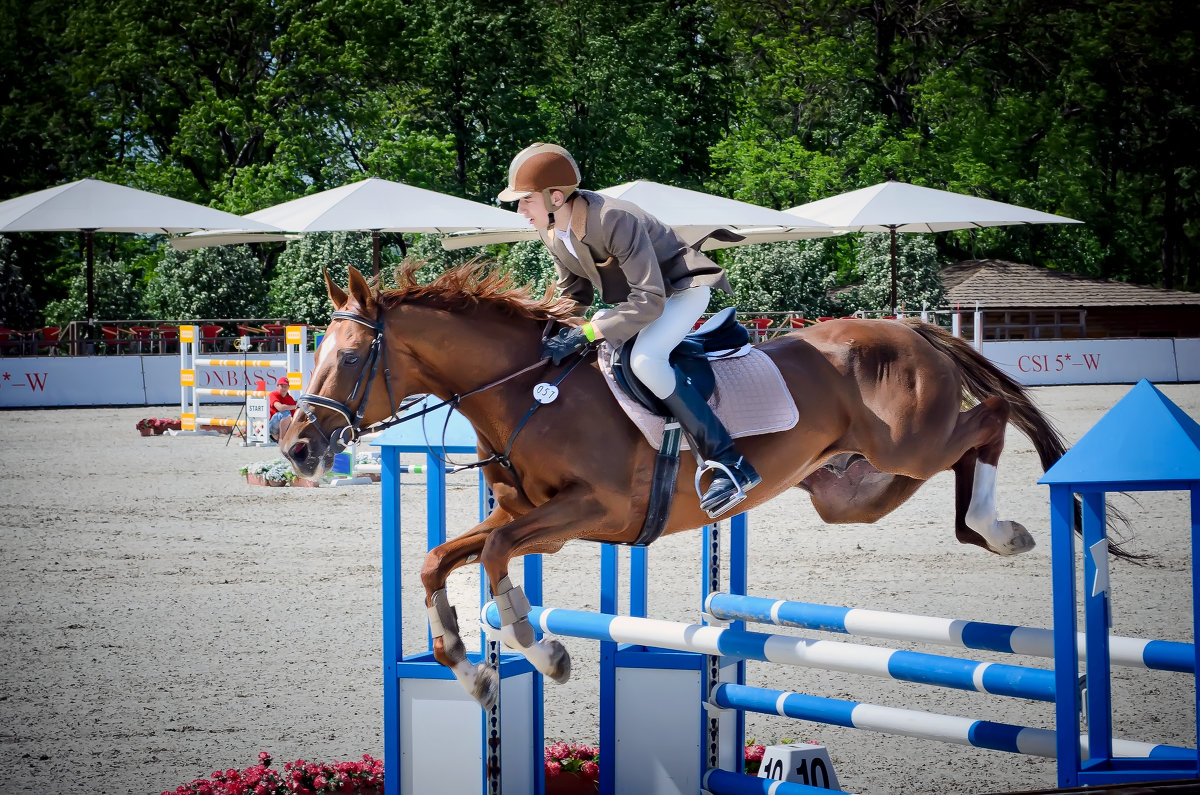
[541, 327, 589, 365]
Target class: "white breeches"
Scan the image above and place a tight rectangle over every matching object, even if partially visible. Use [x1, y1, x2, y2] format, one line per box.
[628, 286, 711, 399]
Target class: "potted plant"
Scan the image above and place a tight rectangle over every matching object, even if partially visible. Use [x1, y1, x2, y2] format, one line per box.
[136, 418, 154, 437]
[264, 459, 292, 486]
[241, 459, 277, 486]
[544, 742, 599, 794]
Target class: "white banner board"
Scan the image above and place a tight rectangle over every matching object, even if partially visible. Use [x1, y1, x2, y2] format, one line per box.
[0, 353, 315, 408]
[0, 342, 1194, 408]
[980, 339, 1182, 386]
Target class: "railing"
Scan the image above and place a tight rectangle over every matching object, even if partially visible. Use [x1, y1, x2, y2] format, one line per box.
[0, 306, 1088, 357]
[0, 318, 324, 357]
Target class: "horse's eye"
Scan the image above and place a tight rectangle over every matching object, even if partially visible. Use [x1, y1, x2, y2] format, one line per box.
[340, 350, 359, 366]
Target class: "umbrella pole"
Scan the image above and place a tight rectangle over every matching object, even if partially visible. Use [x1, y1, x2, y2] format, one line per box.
[84, 228, 96, 325]
[372, 230, 380, 278]
[889, 226, 898, 312]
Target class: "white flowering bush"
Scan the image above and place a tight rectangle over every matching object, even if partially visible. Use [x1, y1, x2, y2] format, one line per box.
[44, 254, 147, 325]
[267, 232, 376, 325]
[494, 239, 556, 296]
[145, 243, 266, 319]
[840, 232, 945, 313]
[241, 459, 296, 483]
[719, 239, 843, 317]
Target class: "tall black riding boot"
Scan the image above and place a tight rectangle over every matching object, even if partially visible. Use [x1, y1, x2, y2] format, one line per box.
[659, 370, 761, 518]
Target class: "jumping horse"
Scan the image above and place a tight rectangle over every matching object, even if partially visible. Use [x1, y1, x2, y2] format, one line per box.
[282, 262, 1130, 710]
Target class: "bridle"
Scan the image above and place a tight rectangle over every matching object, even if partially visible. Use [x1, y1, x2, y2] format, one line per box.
[295, 309, 591, 478]
[296, 309, 396, 451]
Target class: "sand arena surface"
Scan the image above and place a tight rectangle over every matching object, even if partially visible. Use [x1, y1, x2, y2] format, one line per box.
[1, 384, 1197, 794]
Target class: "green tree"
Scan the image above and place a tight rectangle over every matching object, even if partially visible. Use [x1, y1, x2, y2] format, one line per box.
[719, 240, 842, 317]
[494, 240, 556, 297]
[535, 0, 733, 190]
[840, 233, 944, 314]
[145, 244, 265, 319]
[0, 237, 40, 328]
[268, 232, 377, 325]
[43, 255, 147, 326]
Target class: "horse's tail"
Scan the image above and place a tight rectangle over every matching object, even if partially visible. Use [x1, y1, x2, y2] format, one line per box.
[902, 319, 1143, 562]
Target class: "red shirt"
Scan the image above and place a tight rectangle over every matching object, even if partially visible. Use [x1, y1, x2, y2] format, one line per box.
[269, 388, 297, 418]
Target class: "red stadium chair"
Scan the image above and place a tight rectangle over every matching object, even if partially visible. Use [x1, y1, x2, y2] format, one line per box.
[36, 326, 64, 355]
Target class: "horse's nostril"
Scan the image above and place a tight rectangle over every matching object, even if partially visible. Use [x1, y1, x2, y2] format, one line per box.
[289, 441, 308, 460]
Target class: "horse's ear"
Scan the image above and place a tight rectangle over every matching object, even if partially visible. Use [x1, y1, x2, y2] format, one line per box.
[325, 269, 349, 310]
[347, 266, 374, 310]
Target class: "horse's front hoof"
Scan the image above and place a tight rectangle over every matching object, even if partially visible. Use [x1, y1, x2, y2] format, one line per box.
[465, 661, 499, 710]
[545, 639, 572, 684]
[989, 520, 1035, 556]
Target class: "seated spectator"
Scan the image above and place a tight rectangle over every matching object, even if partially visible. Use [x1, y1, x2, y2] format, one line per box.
[268, 377, 297, 441]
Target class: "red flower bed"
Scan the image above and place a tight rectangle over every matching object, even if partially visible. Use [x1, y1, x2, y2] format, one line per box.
[162, 752, 383, 795]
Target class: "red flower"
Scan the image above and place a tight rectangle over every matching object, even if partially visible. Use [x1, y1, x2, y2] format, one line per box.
[545, 760, 562, 778]
[580, 761, 599, 780]
[547, 741, 570, 760]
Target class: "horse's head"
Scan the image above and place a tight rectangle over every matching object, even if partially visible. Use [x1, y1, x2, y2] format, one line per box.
[281, 266, 399, 478]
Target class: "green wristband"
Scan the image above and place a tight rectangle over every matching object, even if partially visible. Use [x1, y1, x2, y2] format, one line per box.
[582, 322, 597, 342]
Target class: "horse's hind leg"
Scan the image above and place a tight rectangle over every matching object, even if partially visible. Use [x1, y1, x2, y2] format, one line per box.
[951, 397, 1035, 556]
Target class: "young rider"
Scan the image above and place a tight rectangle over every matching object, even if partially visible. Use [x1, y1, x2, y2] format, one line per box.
[498, 142, 760, 518]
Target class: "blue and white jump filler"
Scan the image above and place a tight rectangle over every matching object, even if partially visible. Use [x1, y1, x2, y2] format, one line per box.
[378, 381, 1200, 794]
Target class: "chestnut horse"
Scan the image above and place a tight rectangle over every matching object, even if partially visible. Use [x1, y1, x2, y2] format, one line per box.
[282, 262, 1108, 710]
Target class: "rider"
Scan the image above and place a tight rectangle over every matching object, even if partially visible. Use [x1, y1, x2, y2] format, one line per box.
[498, 142, 760, 517]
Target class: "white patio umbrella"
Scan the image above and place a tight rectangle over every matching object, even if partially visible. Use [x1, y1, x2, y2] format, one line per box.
[441, 179, 835, 250]
[173, 177, 529, 275]
[775, 181, 1081, 311]
[0, 178, 281, 322]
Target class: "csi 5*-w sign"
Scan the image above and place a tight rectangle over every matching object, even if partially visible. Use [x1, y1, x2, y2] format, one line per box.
[981, 338, 1198, 386]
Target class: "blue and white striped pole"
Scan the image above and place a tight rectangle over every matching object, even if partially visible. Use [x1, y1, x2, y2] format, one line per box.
[705, 592, 1194, 674]
[711, 683, 1194, 761]
[702, 768, 837, 795]
[481, 604, 1056, 702]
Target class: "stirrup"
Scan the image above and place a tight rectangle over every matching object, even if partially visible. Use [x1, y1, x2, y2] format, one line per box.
[702, 486, 748, 519]
[695, 459, 754, 518]
[696, 458, 758, 521]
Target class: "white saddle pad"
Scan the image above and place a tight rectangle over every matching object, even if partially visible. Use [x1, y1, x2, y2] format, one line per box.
[598, 343, 799, 451]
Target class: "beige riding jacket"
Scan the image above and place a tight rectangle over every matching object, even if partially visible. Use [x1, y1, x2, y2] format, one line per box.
[539, 190, 733, 348]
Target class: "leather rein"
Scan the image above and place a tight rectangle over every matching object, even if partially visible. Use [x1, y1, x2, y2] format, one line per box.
[295, 309, 589, 477]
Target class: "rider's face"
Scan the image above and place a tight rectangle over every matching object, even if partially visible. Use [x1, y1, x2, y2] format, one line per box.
[517, 192, 549, 229]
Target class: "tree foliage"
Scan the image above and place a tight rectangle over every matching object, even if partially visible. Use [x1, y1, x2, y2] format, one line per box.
[719, 240, 843, 318]
[43, 255, 147, 326]
[0, 237, 39, 328]
[839, 233, 944, 314]
[145, 244, 265, 320]
[0, 0, 1194, 328]
[268, 232, 377, 325]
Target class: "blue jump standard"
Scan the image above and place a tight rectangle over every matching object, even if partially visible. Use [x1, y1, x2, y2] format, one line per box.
[482, 604, 1057, 702]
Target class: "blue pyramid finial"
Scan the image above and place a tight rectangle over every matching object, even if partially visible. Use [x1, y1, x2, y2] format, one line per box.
[1040, 379, 1200, 486]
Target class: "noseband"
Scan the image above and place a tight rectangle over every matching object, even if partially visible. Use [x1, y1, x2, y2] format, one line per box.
[296, 309, 393, 450]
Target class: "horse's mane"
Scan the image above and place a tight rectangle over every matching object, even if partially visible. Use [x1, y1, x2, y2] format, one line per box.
[377, 259, 579, 323]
